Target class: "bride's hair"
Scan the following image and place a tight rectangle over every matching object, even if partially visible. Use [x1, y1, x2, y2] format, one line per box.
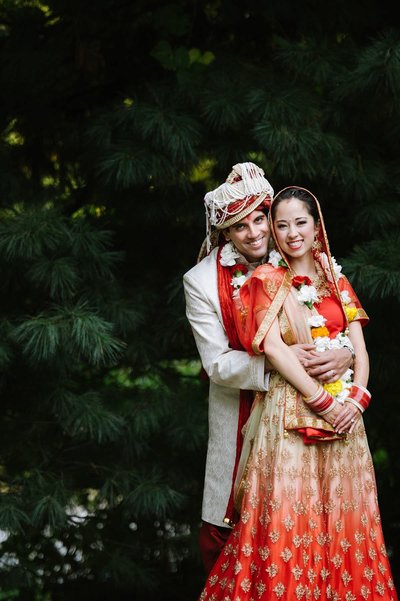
[271, 187, 319, 223]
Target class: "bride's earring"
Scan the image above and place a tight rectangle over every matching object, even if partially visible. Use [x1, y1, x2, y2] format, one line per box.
[312, 237, 322, 252]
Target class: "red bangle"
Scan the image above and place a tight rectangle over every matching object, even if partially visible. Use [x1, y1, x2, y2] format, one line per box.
[304, 386, 336, 414]
[347, 384, 371, 412]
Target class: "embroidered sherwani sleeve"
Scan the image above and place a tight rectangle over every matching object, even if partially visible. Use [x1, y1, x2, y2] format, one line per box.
[183, 271, 269, 392]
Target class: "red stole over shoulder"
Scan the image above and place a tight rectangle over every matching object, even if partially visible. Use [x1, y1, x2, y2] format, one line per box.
[216, 245, 254, 527]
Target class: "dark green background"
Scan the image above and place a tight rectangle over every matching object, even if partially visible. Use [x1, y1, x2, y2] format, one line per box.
[0, 0, 398, 599]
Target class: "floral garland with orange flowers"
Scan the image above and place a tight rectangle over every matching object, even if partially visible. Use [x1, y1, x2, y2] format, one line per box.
[307, 313, 354, 402]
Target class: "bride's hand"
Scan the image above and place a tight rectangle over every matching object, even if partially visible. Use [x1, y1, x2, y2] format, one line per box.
[333, 401, 361, 434]
[304, 347, 353, 383]
[317, 403, 342, 427]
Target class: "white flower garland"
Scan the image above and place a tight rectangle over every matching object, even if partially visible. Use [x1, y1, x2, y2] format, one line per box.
[231, 272, 247, 290]
[268, 249, 287, 268]
[319, 251, 343, 282]
[220, 241, 241, 267]
[268, 249, 343, 309]
[307, 314, 354, 403]
[340, 290, 351, 305]
[297, 284, 319, 307]
[220, 241, 251, 294]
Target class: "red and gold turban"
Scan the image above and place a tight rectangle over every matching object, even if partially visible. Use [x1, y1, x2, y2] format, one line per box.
[202, 162, 274, 255]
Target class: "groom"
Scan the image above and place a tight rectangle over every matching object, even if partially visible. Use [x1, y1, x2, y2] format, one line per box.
[183, 163, 354, 574]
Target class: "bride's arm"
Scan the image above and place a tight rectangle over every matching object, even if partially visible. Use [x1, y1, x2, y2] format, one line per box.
[333, 320, 370, 433]
[348, 320, 369, 387]
[263, 316, 322, 398]
[260, 309, 343, 424]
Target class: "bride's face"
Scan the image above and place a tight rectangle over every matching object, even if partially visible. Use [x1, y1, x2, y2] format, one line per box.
[273, 197, 318, 260]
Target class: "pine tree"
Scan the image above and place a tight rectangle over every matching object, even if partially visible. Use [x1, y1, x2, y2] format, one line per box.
[0, 0, 399, 599]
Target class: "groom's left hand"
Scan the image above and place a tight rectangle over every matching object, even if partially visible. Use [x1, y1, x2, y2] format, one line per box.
[303, 347, 353, 383]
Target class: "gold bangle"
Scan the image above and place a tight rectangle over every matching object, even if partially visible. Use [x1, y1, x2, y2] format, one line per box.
[303, 385, 322, 403]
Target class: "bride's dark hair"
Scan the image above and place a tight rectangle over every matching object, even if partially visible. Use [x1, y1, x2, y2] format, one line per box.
[271, 187, 319, 223]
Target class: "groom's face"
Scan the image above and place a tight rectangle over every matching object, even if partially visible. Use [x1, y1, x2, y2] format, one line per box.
[224, 210, 270, 262]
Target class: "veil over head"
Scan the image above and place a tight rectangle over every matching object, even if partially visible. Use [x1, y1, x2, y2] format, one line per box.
[269, 185, 348, 327]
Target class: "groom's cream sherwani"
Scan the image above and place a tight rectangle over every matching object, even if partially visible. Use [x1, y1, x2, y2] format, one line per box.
[183, 248, 269, 527]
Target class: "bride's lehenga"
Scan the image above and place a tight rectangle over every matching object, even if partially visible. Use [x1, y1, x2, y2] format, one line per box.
[199, 261, 398, 601]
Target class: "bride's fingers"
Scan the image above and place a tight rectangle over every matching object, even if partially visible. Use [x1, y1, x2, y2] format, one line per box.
[335, 413, 356, 433]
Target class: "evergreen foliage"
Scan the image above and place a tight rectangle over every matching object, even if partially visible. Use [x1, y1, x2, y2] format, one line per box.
[0, 0, 399, 599]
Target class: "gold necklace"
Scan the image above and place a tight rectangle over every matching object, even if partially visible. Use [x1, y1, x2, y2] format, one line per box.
[311, 262, 331, 302]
